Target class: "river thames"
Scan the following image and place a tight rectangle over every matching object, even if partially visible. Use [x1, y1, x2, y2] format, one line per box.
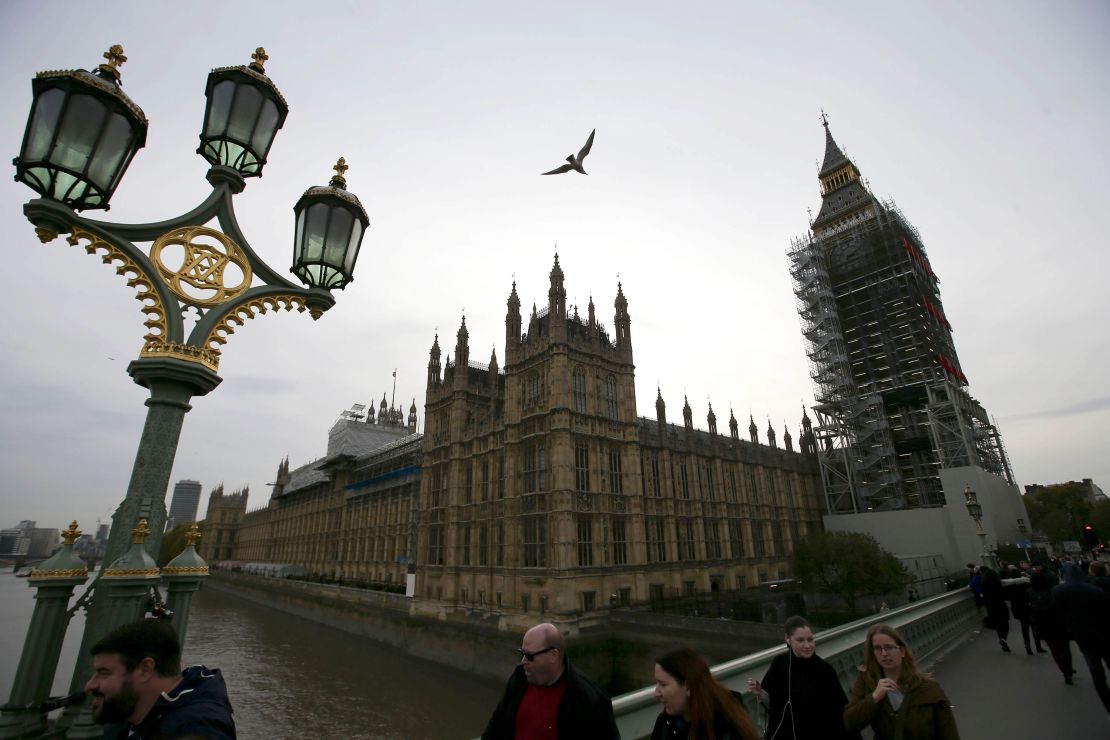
[1, 572, 504, 738]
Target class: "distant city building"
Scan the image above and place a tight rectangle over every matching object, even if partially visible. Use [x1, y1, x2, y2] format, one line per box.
[1025, 478, 1107, 503]
[0, 527, 30, 556]
[27, 528, 59, 557]
[0, 521, 59, 558]
[199, 485, 249, 562]
[788, 117, 1028, 571]
[95, 523, 109, 543]
[166, 479, 203, 531]
[415, 257, 823, 620]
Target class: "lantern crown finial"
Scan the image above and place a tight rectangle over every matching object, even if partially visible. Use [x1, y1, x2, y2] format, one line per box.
[185, 523, 202, 546]
[330, 157, 349, 189]
[249, 47, 269, 73]
[131, 518, 151, 544]
[62, 521, 82, 546]
[98, 44, 127, 82]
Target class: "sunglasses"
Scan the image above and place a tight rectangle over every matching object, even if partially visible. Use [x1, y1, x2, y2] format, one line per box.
[516, 646, 556, 662]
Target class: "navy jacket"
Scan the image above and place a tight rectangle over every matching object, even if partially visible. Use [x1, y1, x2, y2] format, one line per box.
[103, 665, 236, 740]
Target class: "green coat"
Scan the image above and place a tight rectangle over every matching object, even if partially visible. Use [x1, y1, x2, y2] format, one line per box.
[843, 670, 960, 740]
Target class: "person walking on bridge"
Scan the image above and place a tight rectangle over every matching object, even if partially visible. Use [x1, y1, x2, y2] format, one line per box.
[979, 566, 1012, 652]
[1029, 561, 1075, 684]
[652, 647, 759, 740]
[746, 616, 860, 740]
[1002, 565, 1040, 655]
[843, 623, 960, 740]
[481, 622, 620, 740]
[1052, 563, 1110, 713]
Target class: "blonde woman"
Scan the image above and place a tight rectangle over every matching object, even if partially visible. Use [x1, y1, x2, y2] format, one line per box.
[843, 624, 960, 740]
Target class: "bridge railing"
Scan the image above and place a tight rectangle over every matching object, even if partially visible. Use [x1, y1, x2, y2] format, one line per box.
[611, 589, 978, 739]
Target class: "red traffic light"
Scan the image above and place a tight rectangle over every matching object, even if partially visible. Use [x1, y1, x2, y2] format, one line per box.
[1084, 524, 1094, 531]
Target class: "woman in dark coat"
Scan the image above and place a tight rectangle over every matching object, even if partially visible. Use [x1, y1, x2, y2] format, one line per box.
[652, 647, 759, 740]
[747, 616, 859, 740]
[979, 566, 1011, 651]
[1002, 565, 1041, 654]
[843, 623, 960, 740]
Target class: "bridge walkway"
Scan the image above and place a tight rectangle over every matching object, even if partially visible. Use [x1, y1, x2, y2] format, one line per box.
[932, 627, 1108, 738]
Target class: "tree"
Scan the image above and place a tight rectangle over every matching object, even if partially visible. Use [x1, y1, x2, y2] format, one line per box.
[794, 531, 911, 615]
[1023, 483, 1091, 546]
[158, 521, 193, 566]
[1091, 498, 1110, 545]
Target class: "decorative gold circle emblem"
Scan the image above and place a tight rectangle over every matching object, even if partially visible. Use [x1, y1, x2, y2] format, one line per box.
[150, 226, 252, 307]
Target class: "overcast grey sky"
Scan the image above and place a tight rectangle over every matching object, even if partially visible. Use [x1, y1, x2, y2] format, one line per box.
[1, 1, 1107, 532]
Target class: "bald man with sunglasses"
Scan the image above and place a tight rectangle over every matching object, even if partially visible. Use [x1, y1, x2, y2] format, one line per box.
[482, 622, 620, 739]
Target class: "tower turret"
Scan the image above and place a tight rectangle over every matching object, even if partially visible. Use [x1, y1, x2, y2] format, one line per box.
[767, 418, 777, 449]
[428, 332, 442, 386]
[489, 347, 499, 389]
[506, 281, 521, 362]
[707, 401, 717, 435]
[784, 424, 793, 453]
[614, 282, 631, 349]
[588, 295, 596, 329]
[729, 408, 739, 440]
[408, 399, 418, 431]
[801, 406, 817, 456]
[749, 414, 759, 444]
[682, 395, 693, 431]
[548, 253, 566, 319]
[455, 315, 470, 378]
[656, 388, 666, 428]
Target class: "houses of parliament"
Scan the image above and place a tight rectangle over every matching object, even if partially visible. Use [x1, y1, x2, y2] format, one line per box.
[202, 255, 824, 619]
[198, 116, 1026, 620]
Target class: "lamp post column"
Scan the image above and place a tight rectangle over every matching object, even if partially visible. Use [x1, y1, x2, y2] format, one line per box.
[65, 522, 163, 739]
[161, 524, 209, 640]
[100, 359, 221, 570]
[0, 524, 89, 739]
[64, 361, 218, 708]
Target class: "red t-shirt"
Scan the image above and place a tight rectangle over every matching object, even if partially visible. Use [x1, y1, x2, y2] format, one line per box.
[513, 677, 567, 740]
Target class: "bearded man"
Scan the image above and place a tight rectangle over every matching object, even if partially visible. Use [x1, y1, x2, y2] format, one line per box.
[84, 619, 235, 739]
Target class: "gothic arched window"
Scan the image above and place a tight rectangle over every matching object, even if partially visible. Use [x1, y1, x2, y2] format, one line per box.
[572, 367, 587, 413]
[605, 375, 618, 420]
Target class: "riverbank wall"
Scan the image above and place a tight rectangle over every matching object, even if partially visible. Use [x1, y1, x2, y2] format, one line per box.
[206, 571, 782, 692]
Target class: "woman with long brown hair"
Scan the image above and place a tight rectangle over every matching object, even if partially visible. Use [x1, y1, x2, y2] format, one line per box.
[843, 624, 960, 740]
[652, 647, 759, 740]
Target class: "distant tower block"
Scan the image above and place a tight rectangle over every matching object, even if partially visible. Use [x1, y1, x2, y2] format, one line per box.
[167, 479, 202, 531]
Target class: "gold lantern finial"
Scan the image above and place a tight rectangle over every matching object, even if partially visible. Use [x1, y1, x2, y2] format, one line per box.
[99, 45, 127, 82]
[185, 523, 202, 546]
[61, 521, 82, 546]
[331, 157, 349, 187]
[131, 518, 151, 545]
[250, 47, 269, 73]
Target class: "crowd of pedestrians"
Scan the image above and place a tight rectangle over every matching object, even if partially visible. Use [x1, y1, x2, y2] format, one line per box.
[970, 557, 1110, 713]
[83, 556, 1107, 739]
[481, 617, 961, 740]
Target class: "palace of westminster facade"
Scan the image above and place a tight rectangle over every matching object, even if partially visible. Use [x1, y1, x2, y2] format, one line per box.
[205, 254, 824, 618]
[199, 119, 1026, 619]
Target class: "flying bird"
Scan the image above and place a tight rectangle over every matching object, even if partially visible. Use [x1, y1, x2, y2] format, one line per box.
[541, 129, 595, 175]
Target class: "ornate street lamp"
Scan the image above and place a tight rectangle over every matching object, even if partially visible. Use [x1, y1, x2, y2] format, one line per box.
[964, 485, 993, 568]
[292, 158, 369, 289]
[6, 45, 369, 736]
[13, 45, 147, 210]
[198, 47, 288, 176]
